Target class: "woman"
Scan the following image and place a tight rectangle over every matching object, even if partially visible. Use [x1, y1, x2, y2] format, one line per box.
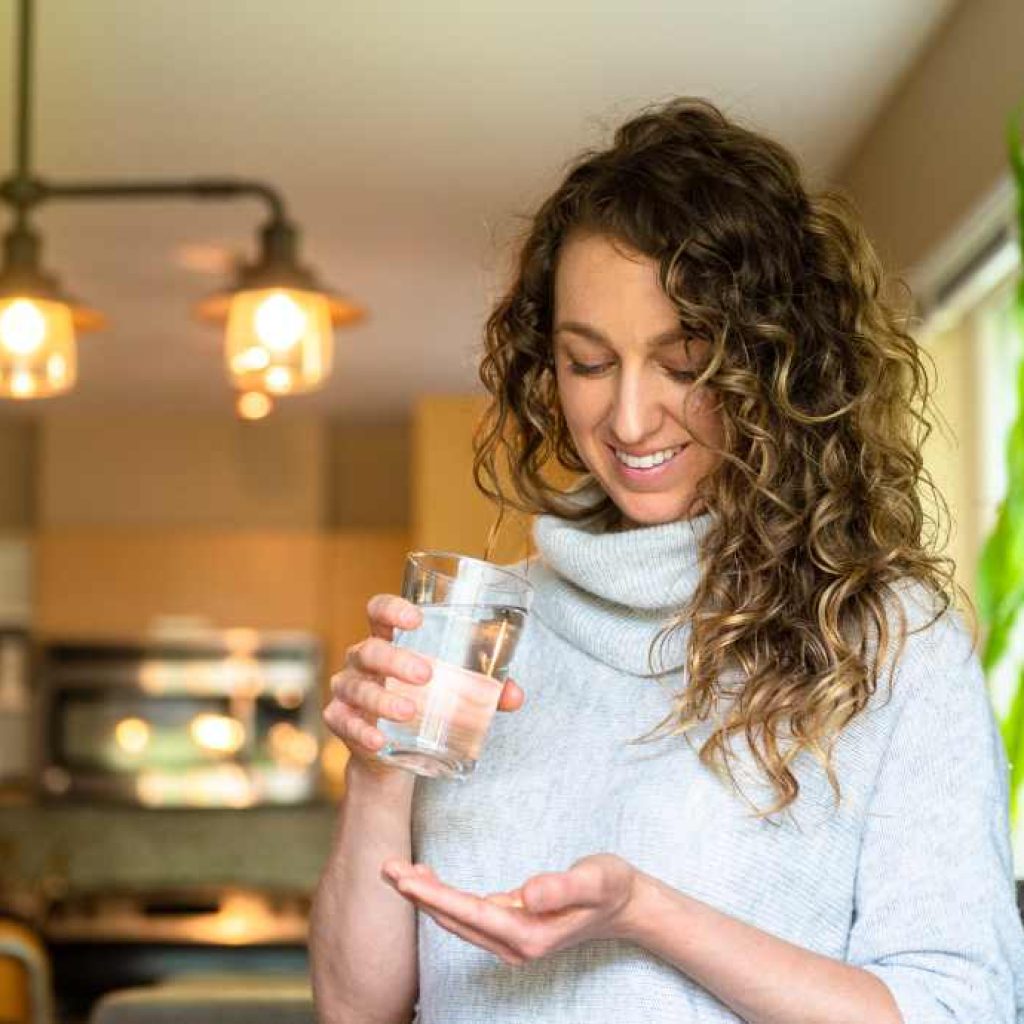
[310, 98, 1024, 1023]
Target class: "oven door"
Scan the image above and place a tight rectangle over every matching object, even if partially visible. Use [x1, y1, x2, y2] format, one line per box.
[37, 632, 323, 808]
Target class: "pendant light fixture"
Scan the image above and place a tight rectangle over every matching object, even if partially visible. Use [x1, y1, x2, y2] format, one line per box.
[0, 0, 363, 405]
[196, 218, 362, 396]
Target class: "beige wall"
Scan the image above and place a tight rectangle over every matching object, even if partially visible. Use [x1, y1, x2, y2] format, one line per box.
[838, 0, 1024, 274]
[29, 415, 409, 531]
[0, 418, 37, 531]
[326, 420, 410, 529]
[412, 395, 535, 564]
[38, 415, 327, 529]
[921, 323, 979, 610]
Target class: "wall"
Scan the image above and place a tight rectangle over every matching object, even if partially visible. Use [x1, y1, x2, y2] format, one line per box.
[327, 420, 410, 529]
[412, 394, 578, 565]
[412, 394, 533, 564]
[921, 321, 979, 611]
[0, 419, 36, 531]
[30, 415, 410, 639]
[0, 411, 416, 894]
[838, 0, 1024, 275]
[38, 416, 326, 529]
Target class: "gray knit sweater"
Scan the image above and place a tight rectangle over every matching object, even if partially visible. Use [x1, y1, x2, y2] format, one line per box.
[410, 508, 1024, 1023]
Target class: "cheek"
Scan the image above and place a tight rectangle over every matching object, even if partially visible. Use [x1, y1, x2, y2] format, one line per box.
[556, 374, 600, 436]
[681, 390, 725, 446]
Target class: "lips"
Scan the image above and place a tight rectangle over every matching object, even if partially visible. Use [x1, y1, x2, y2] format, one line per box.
[606, 442, 689, 486]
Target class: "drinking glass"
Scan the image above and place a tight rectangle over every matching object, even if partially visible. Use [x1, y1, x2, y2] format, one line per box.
[376, 551, 532, 779]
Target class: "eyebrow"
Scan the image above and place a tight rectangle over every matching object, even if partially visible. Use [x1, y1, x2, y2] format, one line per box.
[553, 321, 689, 350]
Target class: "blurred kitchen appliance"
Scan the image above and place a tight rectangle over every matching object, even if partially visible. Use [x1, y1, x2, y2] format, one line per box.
[35, 630, 322, 808]
[42, 885, 309, 1023]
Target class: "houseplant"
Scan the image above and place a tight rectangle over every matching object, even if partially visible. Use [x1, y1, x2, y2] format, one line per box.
[977, 104, 1024, 823]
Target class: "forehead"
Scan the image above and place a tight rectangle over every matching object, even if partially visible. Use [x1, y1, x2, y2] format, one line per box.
[552, 233, 705, 354]
[554, 233, 660, 297]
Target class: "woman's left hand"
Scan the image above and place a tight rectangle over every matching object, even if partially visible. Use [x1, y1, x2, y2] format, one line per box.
[381, 853, 638, 966]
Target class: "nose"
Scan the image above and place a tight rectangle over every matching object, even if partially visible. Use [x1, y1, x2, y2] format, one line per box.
[608, 365, 661, 446]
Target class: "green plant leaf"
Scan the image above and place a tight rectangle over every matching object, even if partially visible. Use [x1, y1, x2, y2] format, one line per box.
[978, 99, 1024, 827]
[1002, 667, 1024, 822]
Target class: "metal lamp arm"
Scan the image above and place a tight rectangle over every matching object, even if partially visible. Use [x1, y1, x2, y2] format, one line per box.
[0, 176, 289, 227]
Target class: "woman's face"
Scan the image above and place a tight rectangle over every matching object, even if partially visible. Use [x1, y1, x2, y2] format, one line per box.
[552, 232, 724, 527]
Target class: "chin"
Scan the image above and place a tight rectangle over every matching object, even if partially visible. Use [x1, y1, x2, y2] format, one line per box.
[608, 490, 697, 527]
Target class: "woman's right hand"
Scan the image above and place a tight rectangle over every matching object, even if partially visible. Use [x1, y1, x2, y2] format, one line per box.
[324, 593, 525, 777]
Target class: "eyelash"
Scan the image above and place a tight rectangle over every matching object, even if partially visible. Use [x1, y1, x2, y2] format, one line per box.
[567, 360, 700, 384]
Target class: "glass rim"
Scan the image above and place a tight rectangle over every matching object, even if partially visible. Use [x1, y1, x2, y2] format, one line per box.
[405, 549, 533, 593]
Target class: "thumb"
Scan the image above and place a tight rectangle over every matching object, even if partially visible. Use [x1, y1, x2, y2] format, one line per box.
[497, 678, 525, 712]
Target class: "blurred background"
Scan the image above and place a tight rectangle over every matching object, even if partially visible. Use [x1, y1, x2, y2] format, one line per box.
[0, 0, 1020, 1021]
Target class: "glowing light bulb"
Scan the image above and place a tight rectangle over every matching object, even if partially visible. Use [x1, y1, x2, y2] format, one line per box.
[231, 346, 271, 374]
[264, 366, 293, 394]
[47, 354, 67, 385]
[253, 292, 307, 352]
[9, 370, 35, 397]
[0, 299, 47, 355]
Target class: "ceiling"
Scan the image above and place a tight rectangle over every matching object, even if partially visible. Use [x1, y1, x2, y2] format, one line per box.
[0, 0, 958, 422]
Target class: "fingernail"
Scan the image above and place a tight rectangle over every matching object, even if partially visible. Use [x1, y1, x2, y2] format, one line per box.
[400, 608, 419, 627]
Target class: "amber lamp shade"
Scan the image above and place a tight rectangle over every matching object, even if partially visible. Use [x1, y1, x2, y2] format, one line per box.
[225, 287, 333, 395]
[0, 296, 76, 398]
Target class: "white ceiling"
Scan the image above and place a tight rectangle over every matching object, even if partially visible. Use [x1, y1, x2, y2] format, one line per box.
[0, 0, 957, 421]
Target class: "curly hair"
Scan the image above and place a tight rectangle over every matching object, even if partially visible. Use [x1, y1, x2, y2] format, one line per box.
[473, 97, 963, 815]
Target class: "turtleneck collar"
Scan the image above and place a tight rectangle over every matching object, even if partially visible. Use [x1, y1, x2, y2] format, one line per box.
[526, 498, 714, 677]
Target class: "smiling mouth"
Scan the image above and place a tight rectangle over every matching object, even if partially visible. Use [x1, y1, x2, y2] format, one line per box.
[607, 443, 689, 473]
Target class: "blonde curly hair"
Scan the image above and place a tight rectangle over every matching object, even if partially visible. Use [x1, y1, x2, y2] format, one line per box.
[473, 97, 963, 815]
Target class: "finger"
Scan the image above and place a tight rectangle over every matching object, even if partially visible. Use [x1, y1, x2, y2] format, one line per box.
[330, 672, 417, 722]
[381, 861, 441, 889]
[366, 594, 423, 640]
[485, 891, 525, 910]
[347, 637, 433, 686]
[396, 876, 528, 950]
[523, 869, 600, 914]
[323, 701, 387, 752]
[496, 678, 525, 713]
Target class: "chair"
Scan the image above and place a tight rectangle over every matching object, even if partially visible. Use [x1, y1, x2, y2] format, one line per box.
[0, 917, 54, 1024]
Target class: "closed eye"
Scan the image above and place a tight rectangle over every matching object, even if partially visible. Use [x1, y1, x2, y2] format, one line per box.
[667, 369, 700, 383]
[568, 360, 611, 377]
[568, 360, 701, 384]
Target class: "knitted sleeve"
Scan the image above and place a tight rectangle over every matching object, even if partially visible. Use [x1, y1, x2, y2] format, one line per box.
[845, 611, 1024, 1022]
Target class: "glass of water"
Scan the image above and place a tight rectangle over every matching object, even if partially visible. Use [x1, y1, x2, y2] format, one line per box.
[376, 551, 533, 779]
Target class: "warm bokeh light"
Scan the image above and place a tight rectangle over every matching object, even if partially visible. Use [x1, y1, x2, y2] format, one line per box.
[321, 735, 350, 799]
[189, 713, 246, 754]
[0, 298, 46, 354]
[253, 292, 307, 352]
[236, 390, 273, 420]
[223, 653, 263, 699]
[224, 287, 332, 395]
[114, 716, 152, 755]
[275, 685, 304, 710]
[264, 366, 293, 394]
[267, 722, 319, 767]
[183, 765, 254, 809]
[231, 347, 271, 375]
[0, 296, 77, 398]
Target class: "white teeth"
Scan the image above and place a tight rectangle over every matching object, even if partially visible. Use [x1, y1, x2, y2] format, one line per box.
[615, 445, 682, 469]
